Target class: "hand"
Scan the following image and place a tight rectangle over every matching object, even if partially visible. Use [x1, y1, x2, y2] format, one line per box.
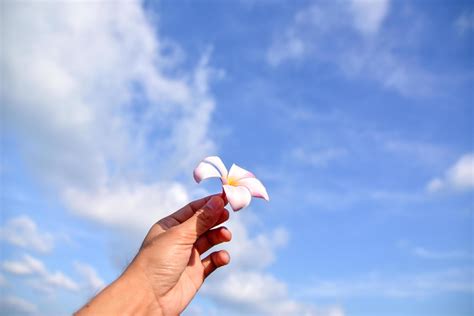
[75, 195, 232, 316]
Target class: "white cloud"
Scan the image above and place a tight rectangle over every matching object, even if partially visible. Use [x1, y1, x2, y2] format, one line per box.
[305, 268, 473, 299]
[349, 0, 390, 35]
[2, 254, 46, 276]
[0, 215, 54, 253]
[427, 178, 443, 192]
[268, 0, 390, 65]
[455, 11, 474, 34]
[291, 147, 347, 167]
[64, 182, 189, 234]
[2, 1, 217, 232]
[427, 153, 474, 193]
[267, 30, 306, 66]
[201, 214, 342, 316]
[2, 254, 79, 292]
[74, 262, 105, 294]
[40, 271, 79, 292]
[383, 139, 449, 168]
[0, 295, 38, 314]
[445, 154, 474, 189]
[221, 214, 289, 271]
[412, 247, 474, 260]
[0, 273, 8, 287]
[204, 271, 344, 316]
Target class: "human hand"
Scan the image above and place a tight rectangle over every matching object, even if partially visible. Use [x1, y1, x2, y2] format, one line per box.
[75, 194, 231, 316]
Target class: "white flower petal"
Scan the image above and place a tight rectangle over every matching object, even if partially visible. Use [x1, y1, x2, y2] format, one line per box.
[236, 177, 269, 201]
[193, 156, 228, 183]
[223, 185, 252, 211]
[228, 164, 255, 181]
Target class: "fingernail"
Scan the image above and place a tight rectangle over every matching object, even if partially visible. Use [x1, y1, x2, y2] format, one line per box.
[205, 196, 222, 212]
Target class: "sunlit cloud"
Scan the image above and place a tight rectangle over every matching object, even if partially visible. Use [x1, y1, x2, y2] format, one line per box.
[427, 153, 474, 193]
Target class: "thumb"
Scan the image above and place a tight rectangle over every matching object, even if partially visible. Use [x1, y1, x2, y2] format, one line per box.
[177, 196, 225, 243]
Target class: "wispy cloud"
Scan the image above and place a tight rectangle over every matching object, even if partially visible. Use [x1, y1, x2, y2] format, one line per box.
[349, 0, 391, 35]
[382, 139, 451, 168]
[2, 254, 46, 276]
[0, 295, 37, 315]
[0, 273, 7, 287]
[2, 254, 79, 293]
[267, 0, 436, 97]
[74, 262, 105, 294]
[305, 268, 473, 299]
[455, 10, 474, 34]
[291, 147, 347, 168]
[412, 247, 473, 261]
[0, 215, 54, 253]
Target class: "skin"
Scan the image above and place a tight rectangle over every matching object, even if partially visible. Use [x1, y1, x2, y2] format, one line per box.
[75, 194, 232, 316]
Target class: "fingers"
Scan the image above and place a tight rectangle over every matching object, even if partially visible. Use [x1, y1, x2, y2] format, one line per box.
[195, 226, 232, 254]
[215, 208, 229, 227]
[160, 193, 228, 228]
[177, 196, 225, 242]
[202, 250, 230, 279]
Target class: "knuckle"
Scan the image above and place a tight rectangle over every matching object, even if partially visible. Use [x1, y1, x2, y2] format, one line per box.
[197, 208, 214, 226]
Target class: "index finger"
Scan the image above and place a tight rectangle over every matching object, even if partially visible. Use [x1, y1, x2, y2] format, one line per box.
[166, 192, 227, 224]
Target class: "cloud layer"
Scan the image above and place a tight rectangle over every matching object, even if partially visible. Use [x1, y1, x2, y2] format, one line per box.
[2, 1, 219, 235]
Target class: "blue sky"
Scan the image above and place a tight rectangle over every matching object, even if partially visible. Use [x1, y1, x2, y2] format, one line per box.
[1, 1, 473, 315]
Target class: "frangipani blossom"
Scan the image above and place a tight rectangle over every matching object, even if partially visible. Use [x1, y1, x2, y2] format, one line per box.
[193, 156, 269, 211]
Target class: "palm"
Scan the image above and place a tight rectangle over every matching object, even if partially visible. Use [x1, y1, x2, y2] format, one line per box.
[135, 195, 230, 315]
[139, 240, 203, 314]
[158, 247, 206, 314]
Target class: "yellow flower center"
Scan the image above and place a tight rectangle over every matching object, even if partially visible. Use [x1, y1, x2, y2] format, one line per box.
[226, 177, 238, 186]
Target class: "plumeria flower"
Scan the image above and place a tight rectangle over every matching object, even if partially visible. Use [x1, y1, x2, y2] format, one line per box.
[193, 156, 269, 211]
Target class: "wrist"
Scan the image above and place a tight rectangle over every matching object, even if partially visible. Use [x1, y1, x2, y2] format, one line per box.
[75, 267, 161, 316]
